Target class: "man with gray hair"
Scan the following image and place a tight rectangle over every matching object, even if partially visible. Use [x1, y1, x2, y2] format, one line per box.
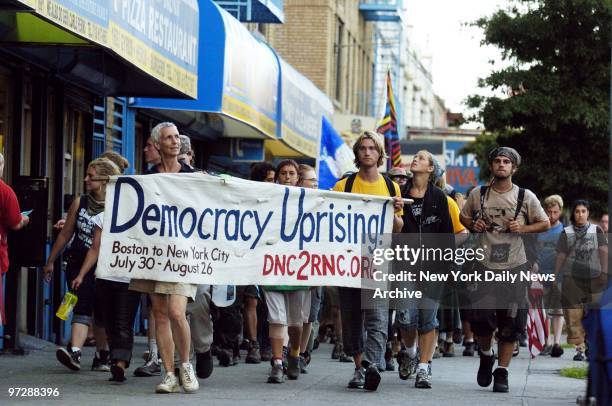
[0, 152, 29, 324]
[178, 134, 194, 168]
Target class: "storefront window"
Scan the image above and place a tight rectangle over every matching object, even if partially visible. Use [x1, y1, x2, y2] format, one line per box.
[64, 109, 90, 197]
[107, 98, 124, 153]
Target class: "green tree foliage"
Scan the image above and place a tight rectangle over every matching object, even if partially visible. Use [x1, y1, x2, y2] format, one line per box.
[464, 0, 610, 215]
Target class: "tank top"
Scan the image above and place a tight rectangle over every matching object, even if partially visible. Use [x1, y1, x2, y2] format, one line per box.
[68, 196, 95, 265]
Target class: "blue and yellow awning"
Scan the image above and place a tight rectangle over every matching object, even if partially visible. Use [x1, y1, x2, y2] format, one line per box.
[131, 0, 333, 158]
[2, 0, 199, 98]
[131, 0, 279, 140]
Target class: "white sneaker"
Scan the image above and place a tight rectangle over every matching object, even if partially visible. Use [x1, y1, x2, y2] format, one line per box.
[179, 362, 199, 393]
[156, 372, 180, 394]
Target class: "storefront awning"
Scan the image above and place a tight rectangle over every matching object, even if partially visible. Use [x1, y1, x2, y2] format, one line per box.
[131, 0, 279, 140]
[132, 0, 333, 158]
[266, 57, 333, 158]
[213, 0, 284, 23]
[0, 0, 199, 98]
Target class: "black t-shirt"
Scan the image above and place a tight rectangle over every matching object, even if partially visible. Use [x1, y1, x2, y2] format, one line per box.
[409, 194, 424, 224]
[148, 161, 195, 174]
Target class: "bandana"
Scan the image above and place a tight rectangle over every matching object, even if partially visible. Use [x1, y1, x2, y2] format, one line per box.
[87, 193, 105, 216]
[432, 156, 445, 182]
[489, 147, 521, 167]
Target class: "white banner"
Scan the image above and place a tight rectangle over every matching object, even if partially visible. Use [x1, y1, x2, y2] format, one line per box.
[97, 173, 394, 288]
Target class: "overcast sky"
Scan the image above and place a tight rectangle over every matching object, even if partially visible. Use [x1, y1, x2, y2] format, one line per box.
[405, 0, 508, 115]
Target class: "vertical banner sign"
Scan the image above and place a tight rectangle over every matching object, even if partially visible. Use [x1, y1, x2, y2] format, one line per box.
[97, 174, 394, 288]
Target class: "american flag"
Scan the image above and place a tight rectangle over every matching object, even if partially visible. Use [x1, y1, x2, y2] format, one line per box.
[376, 71, 401, 170]
[527, 281, 549, 358]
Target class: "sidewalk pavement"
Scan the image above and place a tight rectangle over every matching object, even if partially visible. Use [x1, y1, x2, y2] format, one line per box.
[0, 337, 586, 406]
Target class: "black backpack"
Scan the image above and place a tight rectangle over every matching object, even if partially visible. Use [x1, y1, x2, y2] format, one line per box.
[344, 173, 397, 197]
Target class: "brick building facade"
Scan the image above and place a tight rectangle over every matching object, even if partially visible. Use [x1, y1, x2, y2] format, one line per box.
[260, 0, 374, 116]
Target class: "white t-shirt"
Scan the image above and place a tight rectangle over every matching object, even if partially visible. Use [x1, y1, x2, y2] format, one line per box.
[92, 212, 130, 284]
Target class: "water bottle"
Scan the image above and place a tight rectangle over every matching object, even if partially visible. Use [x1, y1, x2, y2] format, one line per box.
[56, 291, 78, 320]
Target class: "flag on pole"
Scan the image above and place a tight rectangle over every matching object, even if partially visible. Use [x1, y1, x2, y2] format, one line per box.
[376, 70, 401, 170]
[317, 117, 357, 190]
[527, 282, 549, 358]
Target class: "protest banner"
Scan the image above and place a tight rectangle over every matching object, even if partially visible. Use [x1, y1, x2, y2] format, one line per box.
[96, 173, 394, 288]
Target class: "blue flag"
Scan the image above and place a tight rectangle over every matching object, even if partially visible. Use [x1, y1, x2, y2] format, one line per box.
[318, 117, 356, 190]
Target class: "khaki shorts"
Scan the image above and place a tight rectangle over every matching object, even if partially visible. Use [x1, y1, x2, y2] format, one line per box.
[129, 279, 197, 300]
[264, 289, 310, 327]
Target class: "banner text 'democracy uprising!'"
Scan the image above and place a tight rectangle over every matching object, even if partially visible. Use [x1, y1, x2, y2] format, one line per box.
[96, 174, 394, 287]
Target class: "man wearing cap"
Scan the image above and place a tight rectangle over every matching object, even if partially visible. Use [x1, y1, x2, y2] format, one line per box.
[388, 167, 410, 187]
[459, 147, 549, 393]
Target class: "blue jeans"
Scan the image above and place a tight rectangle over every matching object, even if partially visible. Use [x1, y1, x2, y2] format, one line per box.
[397, 306, 439, 334]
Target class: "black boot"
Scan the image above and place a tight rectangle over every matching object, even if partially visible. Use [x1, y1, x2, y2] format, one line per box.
[477, 350, 495, 387]
[492, 368, 509, 392]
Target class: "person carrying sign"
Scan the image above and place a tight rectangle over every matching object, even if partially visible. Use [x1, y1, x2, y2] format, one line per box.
[332, 131, 404, 392]
[459, 147, 549, 393]
[128, 122, 200, 394]
[264, 159, 312, 384]
[395, 151, 454, 389]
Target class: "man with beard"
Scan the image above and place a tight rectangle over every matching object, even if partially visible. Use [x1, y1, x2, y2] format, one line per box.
[459, 147, 549, 393]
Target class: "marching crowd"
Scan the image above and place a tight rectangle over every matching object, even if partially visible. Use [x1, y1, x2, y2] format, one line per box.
[1, 121, 607, 396]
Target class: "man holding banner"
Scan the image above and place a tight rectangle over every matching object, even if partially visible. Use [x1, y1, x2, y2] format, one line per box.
[332, 131, 404, 391]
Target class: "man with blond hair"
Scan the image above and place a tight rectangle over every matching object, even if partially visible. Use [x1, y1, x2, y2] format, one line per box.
[333, 131, 404, 391]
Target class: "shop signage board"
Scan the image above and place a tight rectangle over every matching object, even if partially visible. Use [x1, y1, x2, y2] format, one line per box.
[15, 0, 199, 98]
